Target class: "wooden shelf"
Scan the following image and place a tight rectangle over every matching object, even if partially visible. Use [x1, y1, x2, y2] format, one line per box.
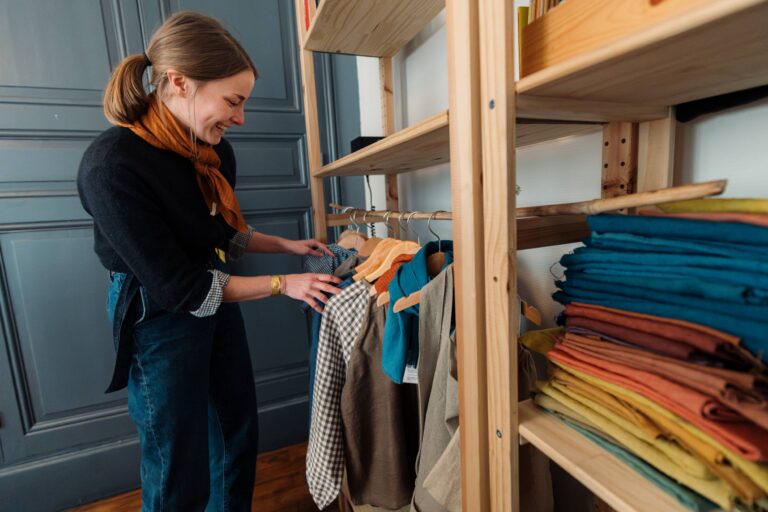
[518, 400, 689, 512]
[303, 0, 445, 57]
[314, 112, 601, 178]
[517, 0, 768, 120]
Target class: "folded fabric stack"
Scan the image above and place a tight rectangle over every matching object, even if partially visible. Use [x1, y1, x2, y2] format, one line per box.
[529, 199, 768, 511]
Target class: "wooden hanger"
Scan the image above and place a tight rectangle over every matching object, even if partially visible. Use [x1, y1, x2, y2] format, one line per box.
[336, 209, 368, 250]
[363, 240, 420, 282]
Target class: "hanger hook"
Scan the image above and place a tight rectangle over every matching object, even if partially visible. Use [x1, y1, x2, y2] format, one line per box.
[383, 211, 394, 236]
[396, 212, 410, 238]
[428, 211, 445, 251]
[407, 211, 420, 245]
[360, 210, 370, 234]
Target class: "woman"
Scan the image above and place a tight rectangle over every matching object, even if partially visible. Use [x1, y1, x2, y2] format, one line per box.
[77, 11, 341, 511]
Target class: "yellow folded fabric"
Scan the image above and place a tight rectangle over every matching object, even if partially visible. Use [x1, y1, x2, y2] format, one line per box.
[551, 367, 765, 505]
[548, 378, 712, 480]
[537, 382, 734, 510]
[554, 360, 768, 496]
[519, 328, 562, 355]
[658, 198, 768, 214]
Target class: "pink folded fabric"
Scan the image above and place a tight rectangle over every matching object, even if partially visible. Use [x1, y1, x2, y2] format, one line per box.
[548, 336, 768, 461]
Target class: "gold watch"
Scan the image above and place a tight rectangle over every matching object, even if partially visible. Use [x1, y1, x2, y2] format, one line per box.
[270, 275, 282, 296]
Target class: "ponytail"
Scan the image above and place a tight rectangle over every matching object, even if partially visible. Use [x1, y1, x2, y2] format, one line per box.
[103, 54, 150, 125]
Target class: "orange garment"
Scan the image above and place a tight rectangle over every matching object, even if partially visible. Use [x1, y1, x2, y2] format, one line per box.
[373, 254, 415, 294]
[563, 333, 768, 430]
[548, 335, 768, 461]
[640, 209, 768, 228]
[119, 93, 248, 232]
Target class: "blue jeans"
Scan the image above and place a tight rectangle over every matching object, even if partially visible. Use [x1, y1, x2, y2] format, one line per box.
[108, 275, 258, 511]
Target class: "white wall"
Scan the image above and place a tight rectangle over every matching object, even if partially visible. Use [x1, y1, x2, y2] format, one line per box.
[356, 8, 768, 326]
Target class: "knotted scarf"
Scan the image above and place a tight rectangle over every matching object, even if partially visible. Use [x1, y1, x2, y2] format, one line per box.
[119, 93, 248, 232]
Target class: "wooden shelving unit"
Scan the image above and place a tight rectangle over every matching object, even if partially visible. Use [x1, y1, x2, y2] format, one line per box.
[295, 0, 768, 511]
[518, 401, 689, 512]
[314, 111, 600, 178]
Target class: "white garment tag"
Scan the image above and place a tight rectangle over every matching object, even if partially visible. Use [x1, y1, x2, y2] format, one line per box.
[403, 364, 419, 384]
[210, 202, 217, 216]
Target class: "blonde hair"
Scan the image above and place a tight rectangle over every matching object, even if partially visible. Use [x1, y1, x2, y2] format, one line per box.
[103, 11, 258, 125]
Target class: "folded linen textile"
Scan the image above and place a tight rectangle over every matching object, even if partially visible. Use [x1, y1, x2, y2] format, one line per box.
[640, 210, 768, 229]
[657, 199, 768, 215]
[586, 232, 768, 259]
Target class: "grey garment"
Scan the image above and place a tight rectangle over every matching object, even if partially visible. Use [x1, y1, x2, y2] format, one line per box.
[190, 269, 231, 317]
[228, 224, 254, 260]
[335, 253, 367, 277]
[411, 265, 458, 512]
[341, 295, 420, 509]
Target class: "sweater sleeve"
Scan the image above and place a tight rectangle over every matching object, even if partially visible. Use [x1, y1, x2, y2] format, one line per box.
[80, 163, 214, 313]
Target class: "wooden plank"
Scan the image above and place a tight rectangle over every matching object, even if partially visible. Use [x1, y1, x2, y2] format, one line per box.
[517, 0, 768, 107]
[638, 108, 676, 193]
[380, 57, 400, 238]
[517, 216, 589, 250]
[518, 401, 689, 512]
[479, 0, 518, 508]
[517, 122, 602, 148]
[516, 95, 667, 123]
[446, 0, 490, 510]
[294, 0, 328, 241]
[520, 0, 709, 77]
[314, 111, 450, 178]
[316, 110, 605, 178]
[304, 0, 445, 57]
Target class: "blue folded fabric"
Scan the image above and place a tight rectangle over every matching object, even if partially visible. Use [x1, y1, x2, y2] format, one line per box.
[563, 270, 768, 306]
[586, 232, 768, 259]
[539, 409, 719, 512]
[588, 214, 768, 246]
[562, 247, 768, 276]
[565, 264, 768, 290]
[552, 289, 768, 362]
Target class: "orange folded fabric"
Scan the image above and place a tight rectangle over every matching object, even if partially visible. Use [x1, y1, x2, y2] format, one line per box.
[563, 333, 768, 430]
[564, 302, 760, 369]
[548, 337, 768, 461]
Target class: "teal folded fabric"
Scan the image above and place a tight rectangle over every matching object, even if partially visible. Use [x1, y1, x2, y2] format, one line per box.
[547, 412, 720, 512]
[588, 214, 768, 247]
[587, 232, 768, 259]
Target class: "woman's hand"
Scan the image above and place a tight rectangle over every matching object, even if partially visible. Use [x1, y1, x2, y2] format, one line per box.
[283, 238, 334, 258]
[283, 273, 343, 313]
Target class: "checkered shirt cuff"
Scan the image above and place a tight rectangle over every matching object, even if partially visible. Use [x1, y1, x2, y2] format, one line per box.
[191, 269, 231, 317]
[228, 225, 255, 260]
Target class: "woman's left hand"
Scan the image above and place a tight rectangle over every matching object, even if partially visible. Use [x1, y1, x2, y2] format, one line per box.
[283, 239, 334, 257]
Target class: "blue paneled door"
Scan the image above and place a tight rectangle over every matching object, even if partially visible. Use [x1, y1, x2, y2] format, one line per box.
[0, 1, 354, 510]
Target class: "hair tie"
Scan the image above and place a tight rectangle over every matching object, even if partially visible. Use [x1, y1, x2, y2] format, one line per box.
[143, 52, 152, 67]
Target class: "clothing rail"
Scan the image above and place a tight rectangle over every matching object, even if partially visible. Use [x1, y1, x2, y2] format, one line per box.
[328, 179, 726, 228]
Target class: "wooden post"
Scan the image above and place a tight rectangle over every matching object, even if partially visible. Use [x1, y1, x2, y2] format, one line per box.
[380, 57, 401, 238]
[294, 0, 328, 242]
[479, 0, 518, 509]
[638, 108, 676, 192]
[447, 1, 491, 510]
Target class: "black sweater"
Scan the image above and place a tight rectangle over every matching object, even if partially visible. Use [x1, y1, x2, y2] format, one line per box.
[77, 126, 238, 312]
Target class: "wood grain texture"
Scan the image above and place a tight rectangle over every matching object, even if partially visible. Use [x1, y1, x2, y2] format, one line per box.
[517, 95, 667, 123]
[446, 0, 490, 510]
[294, 0, 328, 241]
[520, 0, 708, 76]
[479, 0, 519, 509]
[304, 0, 445, 57]
[380, 57, 401, 238]
[601, 122, 638, 199]
[637, 109, 676, 193]
[68, 443, 335, 512]
[518, 401, 689, 512]
[517, 0, 768, 107]
[517, 122, 602, 148]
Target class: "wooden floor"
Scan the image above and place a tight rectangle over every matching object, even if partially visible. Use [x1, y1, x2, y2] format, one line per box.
[69, 442, 338, 511]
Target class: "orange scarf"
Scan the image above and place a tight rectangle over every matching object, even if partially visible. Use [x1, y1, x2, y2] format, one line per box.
[120, 93, 248, 233]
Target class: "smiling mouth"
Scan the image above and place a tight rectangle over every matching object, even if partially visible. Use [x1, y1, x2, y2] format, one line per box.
[215, 123, 229, 133]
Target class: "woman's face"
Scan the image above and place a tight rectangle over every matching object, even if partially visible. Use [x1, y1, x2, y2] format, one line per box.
[166, 69, 255, 145]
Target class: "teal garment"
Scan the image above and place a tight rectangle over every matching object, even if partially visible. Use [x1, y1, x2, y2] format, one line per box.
[588, 214, 768, 247]
[382, 241, 453, 383]
[545, 411, 719, 512]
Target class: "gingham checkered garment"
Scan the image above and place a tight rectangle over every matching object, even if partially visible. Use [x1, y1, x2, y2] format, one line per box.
[306, 280, 371, 509]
